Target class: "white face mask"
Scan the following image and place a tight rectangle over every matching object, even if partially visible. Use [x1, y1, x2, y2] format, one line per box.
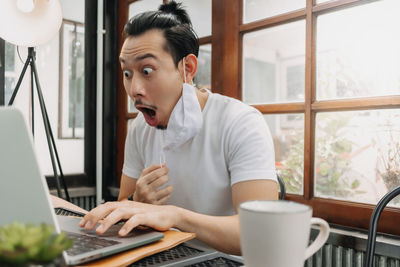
[159, 57, 203, 157]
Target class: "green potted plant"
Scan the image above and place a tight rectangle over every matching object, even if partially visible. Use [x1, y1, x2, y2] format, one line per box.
[0, 222, 73, 266]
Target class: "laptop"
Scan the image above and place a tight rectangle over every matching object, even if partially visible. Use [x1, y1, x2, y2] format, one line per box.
[0, 107, 164, 265]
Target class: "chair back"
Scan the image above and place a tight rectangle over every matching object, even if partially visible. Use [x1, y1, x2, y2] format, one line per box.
[277, 173, 286, 200]
[365, 186, 400, 267]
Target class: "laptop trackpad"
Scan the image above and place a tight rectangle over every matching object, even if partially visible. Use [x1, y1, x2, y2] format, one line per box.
[56, 215, 153, 238]
[82, 224, 153, 238]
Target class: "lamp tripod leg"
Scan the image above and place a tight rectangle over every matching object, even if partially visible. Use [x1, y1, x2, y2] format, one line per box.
[43, 106, 71, 202]
[31, 57, 70, 202]
[31, 61, 35, 137]
[36, 76, 71, 202]
[8, 47, 71, 202]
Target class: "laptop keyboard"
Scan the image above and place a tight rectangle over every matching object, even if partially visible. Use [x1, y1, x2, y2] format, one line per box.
[54, 207, 85, 217]
[65, 232, 120, 256]
[55, 207, 127, 225]
[188, 257, 243, 267]
[56, 207, 242, 266]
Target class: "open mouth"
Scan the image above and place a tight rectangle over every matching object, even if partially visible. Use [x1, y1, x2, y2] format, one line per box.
[138, 107, 156, 118]
[136, 106, 158, 127]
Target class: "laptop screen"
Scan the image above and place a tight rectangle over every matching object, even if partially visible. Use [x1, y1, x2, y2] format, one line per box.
[0, 107, 60, 231]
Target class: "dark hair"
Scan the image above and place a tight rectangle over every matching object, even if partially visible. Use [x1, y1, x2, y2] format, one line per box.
[123, 1, 199, 67]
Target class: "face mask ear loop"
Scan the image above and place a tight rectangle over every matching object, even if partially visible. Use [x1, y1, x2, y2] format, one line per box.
[183, 56, 187, 84]
[159, 130, 166, 168]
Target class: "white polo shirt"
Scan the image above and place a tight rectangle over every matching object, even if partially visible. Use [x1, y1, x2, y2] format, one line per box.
[123, 91, 276, 216]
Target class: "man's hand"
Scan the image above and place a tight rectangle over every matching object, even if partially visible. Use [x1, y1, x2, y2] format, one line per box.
[78, 201, 179, 236]
[133, 164, 173, 205]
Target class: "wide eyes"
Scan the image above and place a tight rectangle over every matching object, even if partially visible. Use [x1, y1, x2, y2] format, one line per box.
[123, 70, 132, 78]
[143, 67, 153, 75]
[123, 67, 153, 78]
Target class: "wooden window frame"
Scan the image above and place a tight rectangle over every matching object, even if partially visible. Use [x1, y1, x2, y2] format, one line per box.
[238, 0, 400, 236]
[116, 0, 400, 235]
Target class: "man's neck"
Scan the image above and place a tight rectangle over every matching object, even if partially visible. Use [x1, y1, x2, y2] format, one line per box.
[196, 88, 209, 111]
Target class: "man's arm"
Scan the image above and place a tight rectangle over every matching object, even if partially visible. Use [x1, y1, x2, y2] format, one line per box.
[174, 179, 278, 254]
[118, 173, 137, 201]
[118, 164, 173, 204]
[79, 179, 277, 255]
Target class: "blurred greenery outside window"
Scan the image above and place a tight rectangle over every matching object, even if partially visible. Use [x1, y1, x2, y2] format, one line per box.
[243, 0, 400, 205]
[313, 0, 400, 205]
[264, 114, 304, 195]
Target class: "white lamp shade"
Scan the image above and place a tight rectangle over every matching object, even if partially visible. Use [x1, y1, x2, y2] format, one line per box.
[0, 0, 62, 47]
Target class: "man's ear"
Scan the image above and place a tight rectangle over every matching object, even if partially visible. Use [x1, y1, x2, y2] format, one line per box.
[182, 54, 198, 83]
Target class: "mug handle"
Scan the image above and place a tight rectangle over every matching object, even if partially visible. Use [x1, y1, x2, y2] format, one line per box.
[304, 217, 330, 260]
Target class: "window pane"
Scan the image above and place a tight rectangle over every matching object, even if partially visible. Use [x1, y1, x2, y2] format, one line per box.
[182, 0, 211, 37]
[195, 44, 211, 89]
[129, 0, 162, 18]
[243, 20, 305, 104]
[314, 110, 400, 207]
[6, 0, 85, 175]
[264, 113, 304, 195]
[4, 42, 16, 104]
[316, 0, 400, 100]
[5, 42, 15, 72]
[59, 20, 85, 139]
[243, 0, 305, 23]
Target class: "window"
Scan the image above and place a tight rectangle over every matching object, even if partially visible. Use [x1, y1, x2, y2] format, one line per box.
[314, 109, 400, 205]
[4, 42, 16, 104]
[0, 0, 97, 189]
[183, 0, 212, 89]
[59, 20, 85, 139]
[242, 20, 305, 104]
[316, 2, 400, 100]
[196, 44, 212, 89]
[243, 0, 305, 23]
[239, 0, 400, 235]
[265, 113, 304, 194]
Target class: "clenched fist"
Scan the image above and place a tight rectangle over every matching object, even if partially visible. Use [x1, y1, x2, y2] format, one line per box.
[133, 164, 174, 205]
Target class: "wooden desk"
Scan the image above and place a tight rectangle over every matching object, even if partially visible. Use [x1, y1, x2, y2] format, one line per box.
[50, 196, 196, 267]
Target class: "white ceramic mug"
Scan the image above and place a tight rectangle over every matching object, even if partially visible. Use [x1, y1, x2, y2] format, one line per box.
[239, 200, 330, 267]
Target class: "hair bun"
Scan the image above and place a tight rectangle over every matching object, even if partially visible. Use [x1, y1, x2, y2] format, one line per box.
[159, 1, 191, 25]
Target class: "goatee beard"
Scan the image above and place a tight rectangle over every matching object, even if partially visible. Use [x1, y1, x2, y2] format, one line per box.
[156, 125, 167, 130]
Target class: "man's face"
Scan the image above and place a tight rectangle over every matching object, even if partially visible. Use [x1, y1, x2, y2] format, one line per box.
[120, 30, 183, 129]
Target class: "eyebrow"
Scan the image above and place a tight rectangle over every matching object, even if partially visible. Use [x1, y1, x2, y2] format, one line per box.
[119, 53, 157, 64]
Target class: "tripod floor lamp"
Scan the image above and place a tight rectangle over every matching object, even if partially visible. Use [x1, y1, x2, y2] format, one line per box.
[0, 0, 70, 201]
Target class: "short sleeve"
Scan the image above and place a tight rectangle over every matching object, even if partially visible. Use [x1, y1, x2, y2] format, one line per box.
[122, 119, 144, 179]
[226, 108, 277, 185]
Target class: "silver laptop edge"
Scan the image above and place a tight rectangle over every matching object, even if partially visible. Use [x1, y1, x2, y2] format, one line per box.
[0, 107, 164, 265]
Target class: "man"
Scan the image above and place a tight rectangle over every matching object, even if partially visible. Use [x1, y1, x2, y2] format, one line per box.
[79, 1, 277, 255]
